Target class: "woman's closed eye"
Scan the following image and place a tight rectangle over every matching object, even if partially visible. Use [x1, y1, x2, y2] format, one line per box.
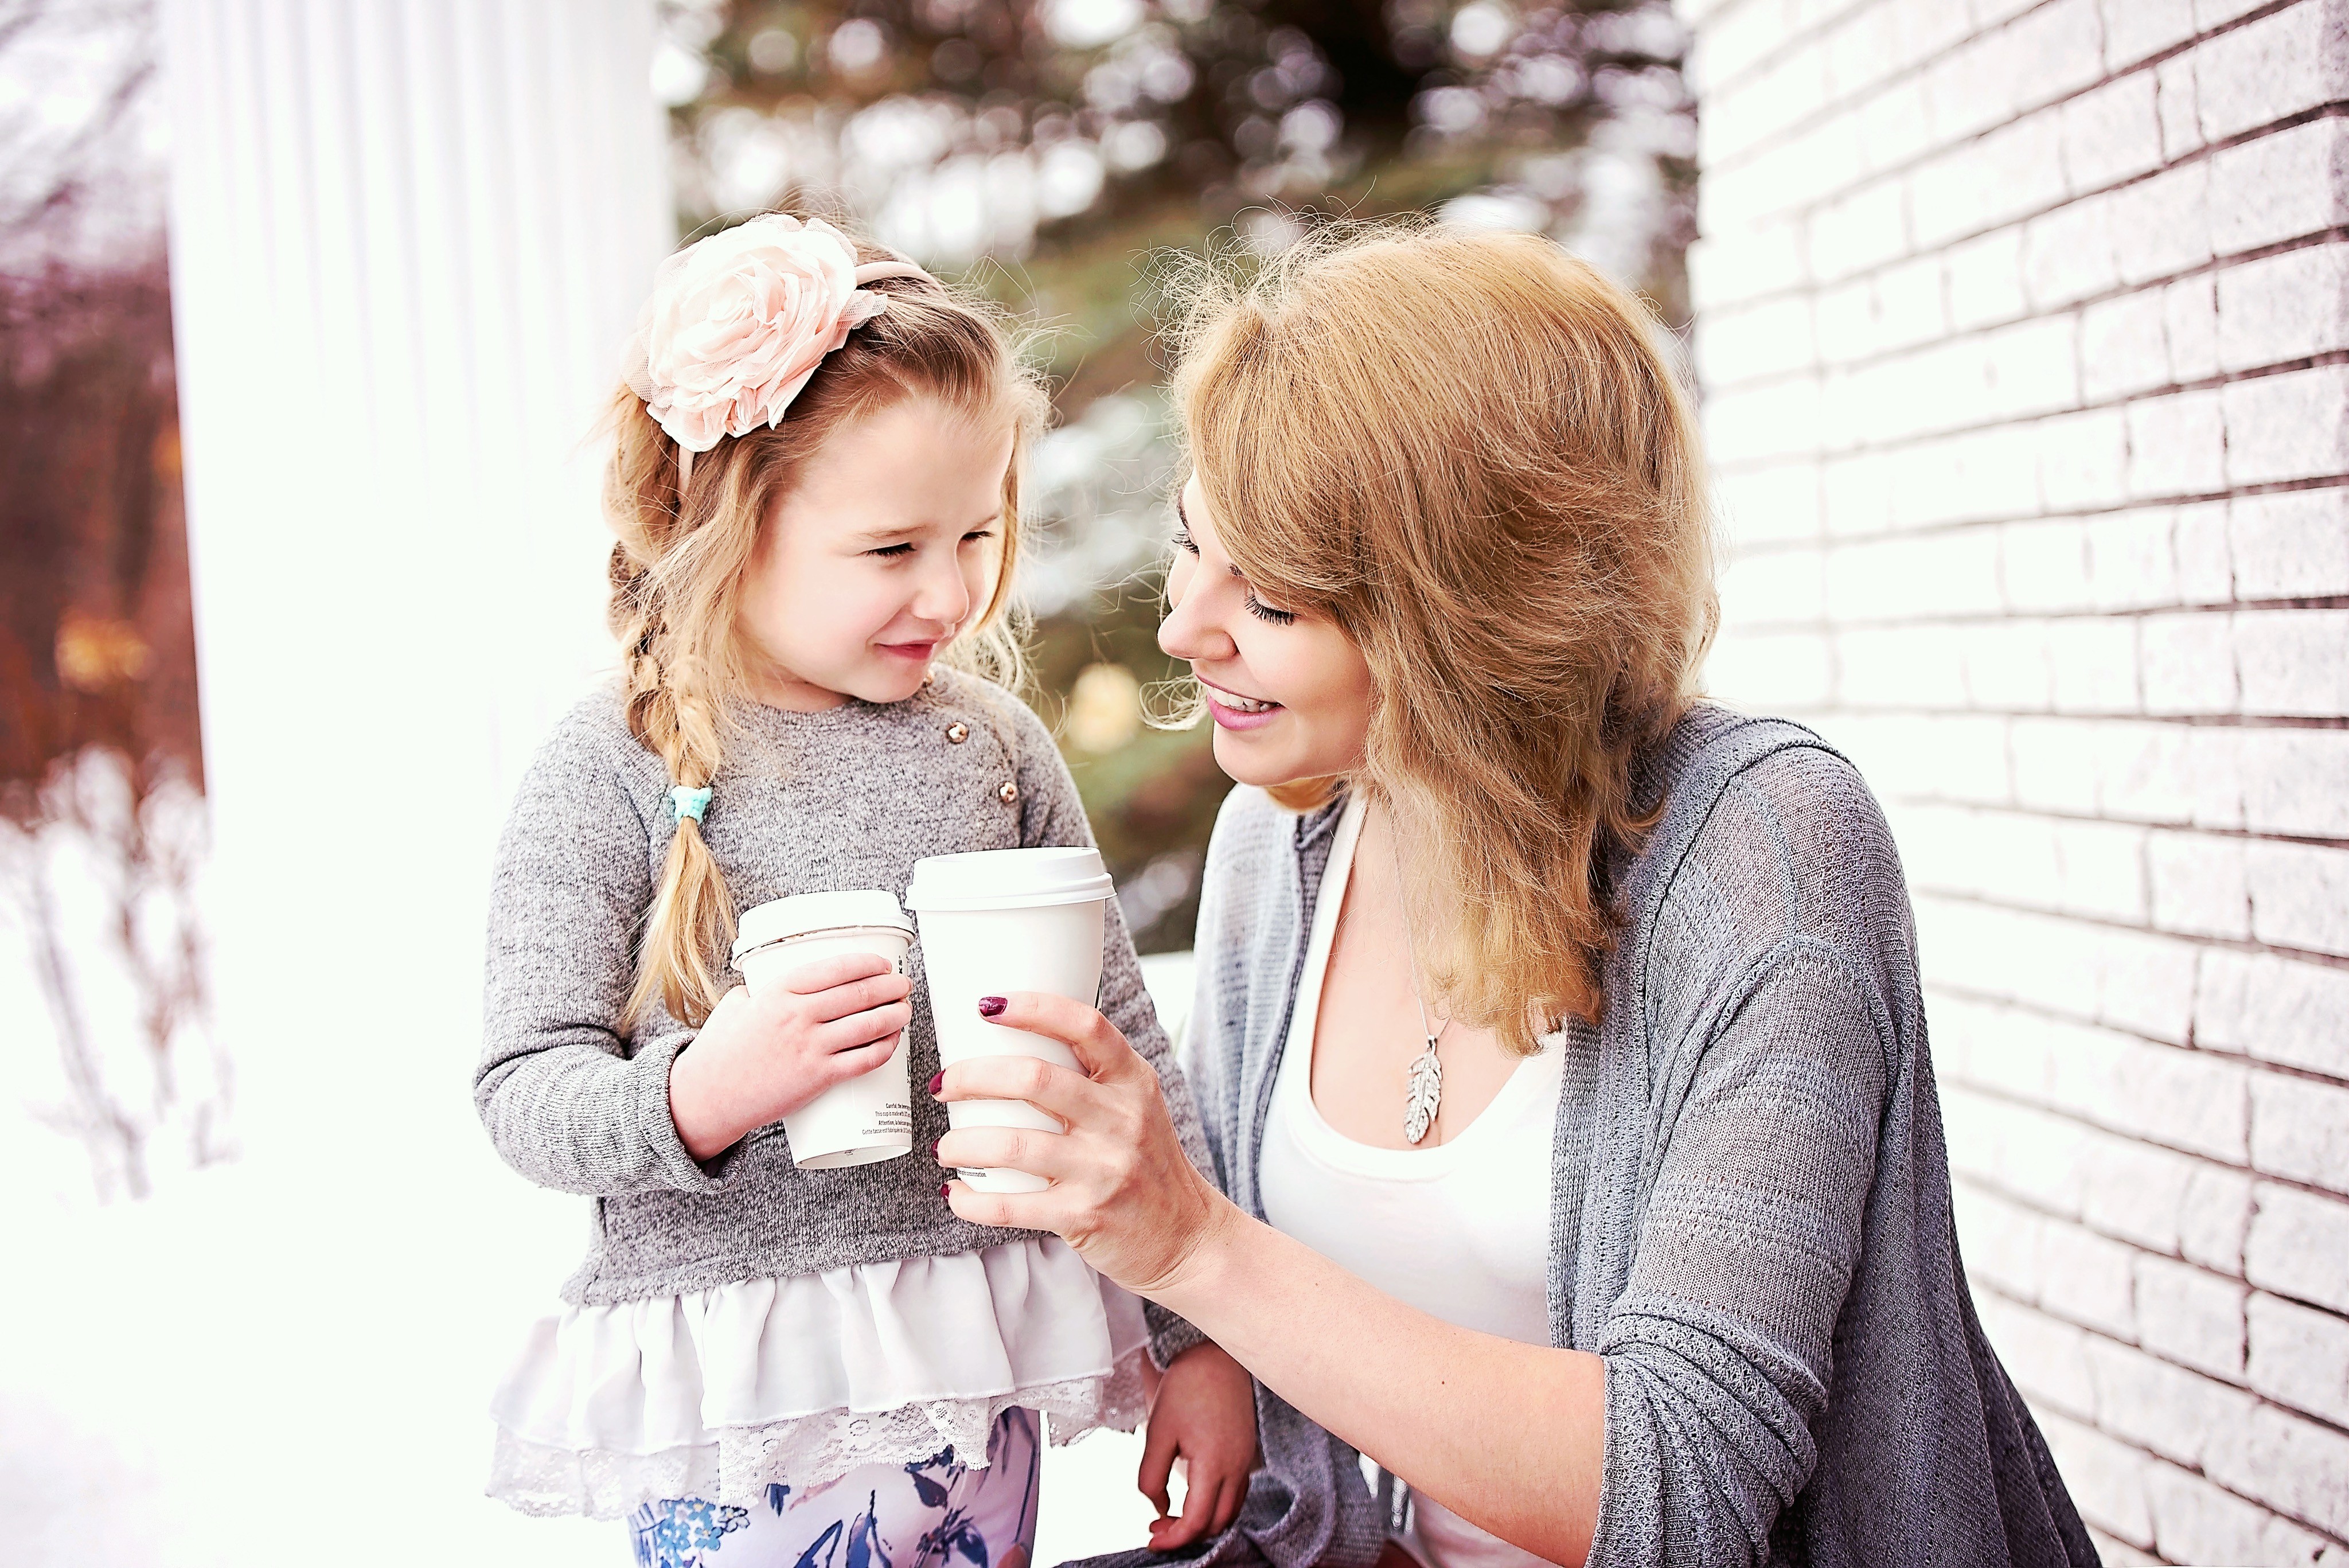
[1244, 594, 1296, 626]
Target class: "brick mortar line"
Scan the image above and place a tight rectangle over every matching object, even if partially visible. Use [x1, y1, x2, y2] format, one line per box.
[1719, 596, 2349, 629]
[1700, 223, 2349, 358]
[1705, 338, 2349, 450]
[1754, 704, 2349, 733]
[1956, 1168, 2349, 1336]
[1735, 93, 2349, 314]
[1921, 972, 2349, 1070]
[1692, 0, 2306, 111]
[1943, 1067, 2349, 1204]
[1962, 1271, 2349, 1546]
[1708, 475, 2349, 541]
[1699, 227, 2349, 391]
[1737, 695, 2349, 730]
[1696, 110, 2349, 329]
[1890, 800, 2349, 858]
[1914, 886, 2349, 968]
[1696, 0, 2309, 190]
[1894, 801, 2349, 853]
[1950, 1166, 2339, 1339]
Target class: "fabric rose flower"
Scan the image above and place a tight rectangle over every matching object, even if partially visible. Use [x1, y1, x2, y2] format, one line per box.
[626, 214, 891, 453]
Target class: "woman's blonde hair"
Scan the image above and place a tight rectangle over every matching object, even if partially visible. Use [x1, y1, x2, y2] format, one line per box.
[608, 227, 1044, 1029]
[1168, 222, 1717, 1053]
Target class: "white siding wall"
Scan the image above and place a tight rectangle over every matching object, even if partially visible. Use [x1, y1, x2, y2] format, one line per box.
[1678, 0, 2349, 1559]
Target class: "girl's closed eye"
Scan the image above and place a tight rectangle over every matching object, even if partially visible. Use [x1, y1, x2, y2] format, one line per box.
[1245, 594, 1296, 626]
[867, 541, 916, 559]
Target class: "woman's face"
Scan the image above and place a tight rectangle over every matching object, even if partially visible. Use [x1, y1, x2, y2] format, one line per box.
[1157, 474, 1374, 787]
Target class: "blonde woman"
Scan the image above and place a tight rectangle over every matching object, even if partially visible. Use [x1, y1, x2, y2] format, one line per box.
[931, 226, 2095, 1568]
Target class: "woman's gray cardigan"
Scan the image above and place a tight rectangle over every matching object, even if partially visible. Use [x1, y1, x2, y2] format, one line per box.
[1133, 707, 2094, 1568]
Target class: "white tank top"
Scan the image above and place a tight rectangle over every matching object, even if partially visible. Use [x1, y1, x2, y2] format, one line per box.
[1257, 793, 1565, 1568]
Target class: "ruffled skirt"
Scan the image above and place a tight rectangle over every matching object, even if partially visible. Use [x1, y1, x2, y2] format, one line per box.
[489, 1237, 1149, 1519]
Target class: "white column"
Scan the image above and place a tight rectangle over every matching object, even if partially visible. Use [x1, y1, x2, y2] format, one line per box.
[162, 0, 668, 1143]
[57, 3, 674, 1553]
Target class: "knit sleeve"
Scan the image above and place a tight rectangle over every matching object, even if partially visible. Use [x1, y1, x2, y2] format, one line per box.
[473, 708, 735, 1198]
[1007, 696, 1215, 1370]
[1587, 940, 1890, 1568]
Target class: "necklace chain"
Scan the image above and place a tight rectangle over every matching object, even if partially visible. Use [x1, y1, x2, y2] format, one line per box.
[1388, 806, 1446, 1145]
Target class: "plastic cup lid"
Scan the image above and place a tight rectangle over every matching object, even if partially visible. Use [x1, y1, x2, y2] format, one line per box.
[732, 889, 914, 961]
[903, 847, 1115, 912]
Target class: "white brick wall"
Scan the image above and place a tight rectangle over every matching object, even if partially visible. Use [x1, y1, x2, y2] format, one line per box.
[1680, 0, 2349, 1557]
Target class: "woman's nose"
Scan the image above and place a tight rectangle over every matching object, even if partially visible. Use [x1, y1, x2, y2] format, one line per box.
[1158, 576, 1234, 664]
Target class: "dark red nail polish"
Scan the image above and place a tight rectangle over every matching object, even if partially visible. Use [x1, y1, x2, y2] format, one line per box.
[927, 1071, 943, 1094]
[978, 995, 1007, 1017]
[940, 1183, 953, 1199]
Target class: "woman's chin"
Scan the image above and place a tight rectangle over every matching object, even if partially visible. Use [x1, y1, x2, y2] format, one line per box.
[1209, 726, 1304, 787]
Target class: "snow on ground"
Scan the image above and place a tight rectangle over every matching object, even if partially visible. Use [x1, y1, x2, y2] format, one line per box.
[0, 906, 1196, 1565]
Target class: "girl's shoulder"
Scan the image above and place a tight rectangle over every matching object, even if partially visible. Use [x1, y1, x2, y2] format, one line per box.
[922, 665, 1055, 751]
[506, 682, 666, 832]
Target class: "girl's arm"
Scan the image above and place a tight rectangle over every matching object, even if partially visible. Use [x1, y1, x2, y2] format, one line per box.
[474, 717, 730, 1197]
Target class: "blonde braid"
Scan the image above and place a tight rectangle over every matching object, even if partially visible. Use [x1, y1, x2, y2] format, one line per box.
[608, 458, 740, 1029]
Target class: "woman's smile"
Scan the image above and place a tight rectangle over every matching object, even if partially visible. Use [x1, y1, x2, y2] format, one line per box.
[1200, 677, 1283, 728]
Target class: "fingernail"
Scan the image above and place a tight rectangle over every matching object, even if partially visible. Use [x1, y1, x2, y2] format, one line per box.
[978, 995, 1007, 1017]
[932, 1137, 942, 1157]
[940, 1183, 953, 1199]
[927, 1071, 943, 1094]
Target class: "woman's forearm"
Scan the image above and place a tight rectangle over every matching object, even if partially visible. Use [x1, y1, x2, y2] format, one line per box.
[1158, 1200, 1607, 1567]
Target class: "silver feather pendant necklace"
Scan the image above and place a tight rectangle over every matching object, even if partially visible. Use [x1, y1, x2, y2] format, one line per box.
[1391, 817, 1448, 1146]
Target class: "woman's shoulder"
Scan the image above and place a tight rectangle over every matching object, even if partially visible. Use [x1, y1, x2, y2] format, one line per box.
[1634, 705, 1913, 996]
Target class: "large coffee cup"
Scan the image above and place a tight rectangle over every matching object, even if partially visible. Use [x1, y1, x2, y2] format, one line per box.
[904, 847, 1114, 1194]
[731, 889, 916, 1170]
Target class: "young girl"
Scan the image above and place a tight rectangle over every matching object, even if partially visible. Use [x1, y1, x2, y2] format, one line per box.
[474, 214, 1257, 1565]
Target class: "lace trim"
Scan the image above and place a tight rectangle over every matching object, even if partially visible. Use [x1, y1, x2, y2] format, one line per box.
[489, 1352, 1149, 1520]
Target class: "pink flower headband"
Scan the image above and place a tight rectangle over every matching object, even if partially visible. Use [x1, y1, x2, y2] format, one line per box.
[623, 214, 932, 489]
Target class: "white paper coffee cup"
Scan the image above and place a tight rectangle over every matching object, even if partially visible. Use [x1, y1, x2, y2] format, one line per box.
[904, 847, 1114, 1194]
[731, 889, 916, 1171]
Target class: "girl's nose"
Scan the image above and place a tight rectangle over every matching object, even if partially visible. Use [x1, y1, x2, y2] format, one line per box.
[913, 552, 975, 627]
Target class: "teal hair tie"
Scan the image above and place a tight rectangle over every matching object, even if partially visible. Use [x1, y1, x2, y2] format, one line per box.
[670, 785, 712, 824]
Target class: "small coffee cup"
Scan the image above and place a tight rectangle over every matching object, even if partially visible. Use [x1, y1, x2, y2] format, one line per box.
[732, 889, 916, 1170]
[905, 847, 1115, 1194]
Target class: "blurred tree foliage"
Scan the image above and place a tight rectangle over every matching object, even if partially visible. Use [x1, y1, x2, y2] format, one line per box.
[664, 0, 1698, 951]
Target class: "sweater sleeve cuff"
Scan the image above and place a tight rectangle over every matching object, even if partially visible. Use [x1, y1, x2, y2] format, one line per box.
[1145, 1300, 1211, 1371]
[634, 1032, 734, 1194]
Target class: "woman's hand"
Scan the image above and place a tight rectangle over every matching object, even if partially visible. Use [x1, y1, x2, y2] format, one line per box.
[1137, 1341, 1259, 1550]
[668, 951, 912, 1161]
[932, 991, 1240, 1297]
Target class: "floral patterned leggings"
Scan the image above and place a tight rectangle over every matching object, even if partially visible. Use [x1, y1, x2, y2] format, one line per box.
[627, 1407, 1042, 1568]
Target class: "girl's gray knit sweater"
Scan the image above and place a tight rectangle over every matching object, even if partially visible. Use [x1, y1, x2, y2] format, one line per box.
[474, 669, 1209, 1370]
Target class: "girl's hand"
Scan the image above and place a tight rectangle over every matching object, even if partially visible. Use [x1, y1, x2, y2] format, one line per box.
[1138, 1342, 1259, 1550]
[932, 992, 1242, 1297]
[668, 951, 912, 1161]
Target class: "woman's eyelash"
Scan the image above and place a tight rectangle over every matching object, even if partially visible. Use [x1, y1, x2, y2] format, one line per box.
[1172, 528, 1199, 556]
[868, 543, 915, 559]
[963, 528, 995, 542]
[1245, 595, 1296, 626]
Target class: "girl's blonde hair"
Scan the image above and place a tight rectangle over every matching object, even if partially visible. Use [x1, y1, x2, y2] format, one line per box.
[1168, 223, 1718, 1053]
[608, 228, 1044, 1029]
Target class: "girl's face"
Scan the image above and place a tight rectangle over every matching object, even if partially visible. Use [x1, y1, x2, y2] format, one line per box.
[1157, 474, 1375, 786]
[740, 396, 1014, 711]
